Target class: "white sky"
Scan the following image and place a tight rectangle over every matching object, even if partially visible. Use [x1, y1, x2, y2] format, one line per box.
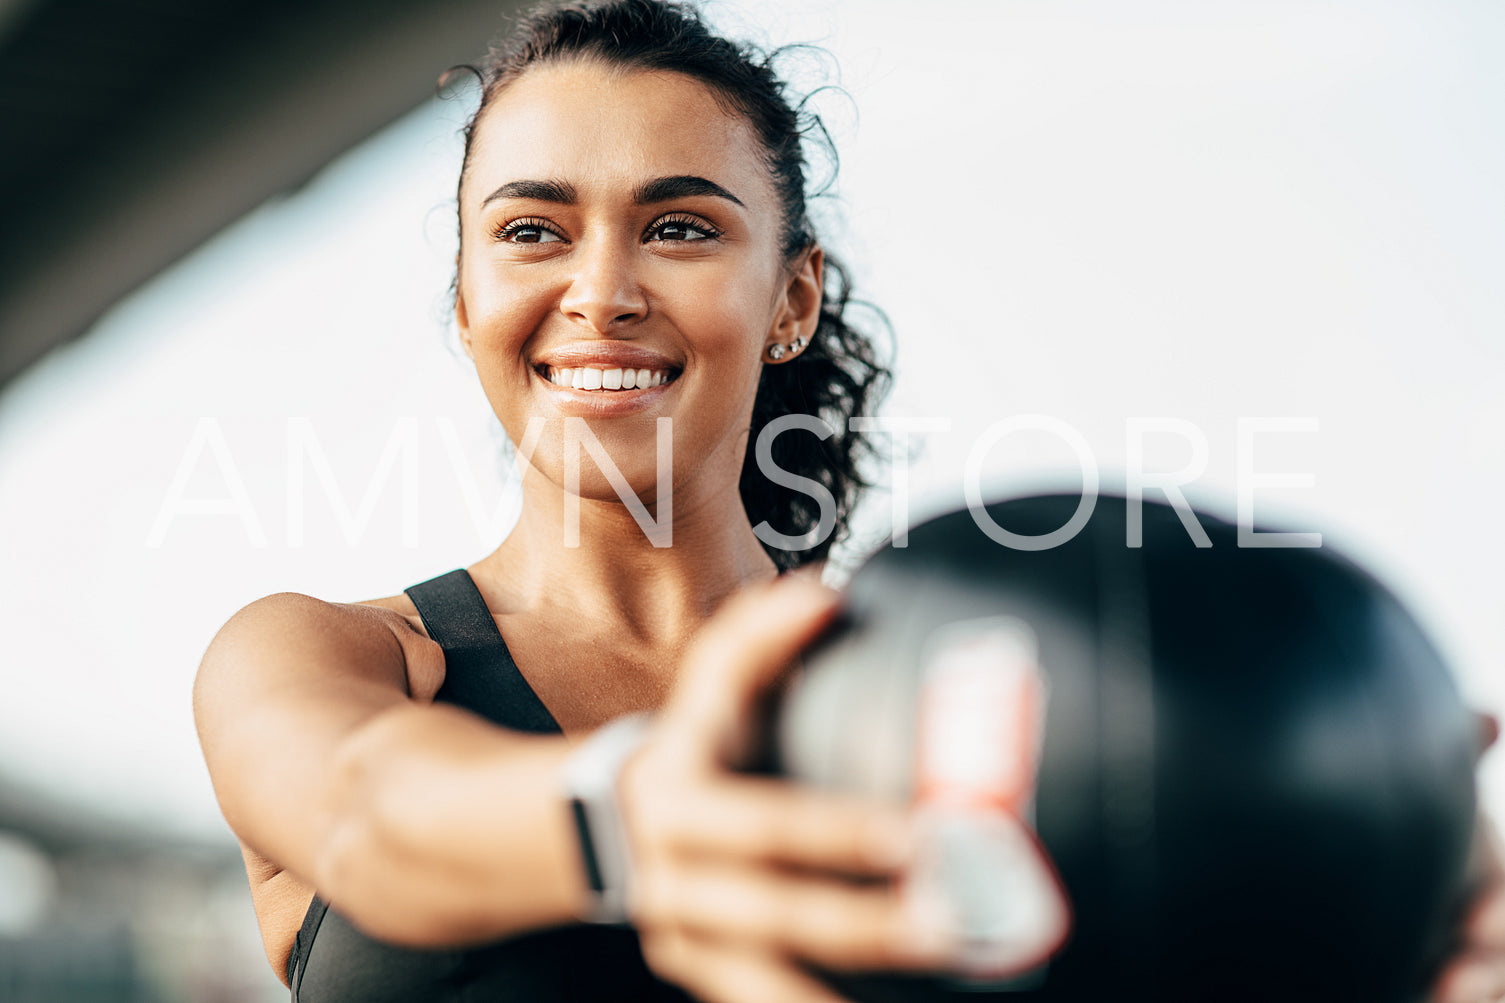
[1, 0, 1502, 840]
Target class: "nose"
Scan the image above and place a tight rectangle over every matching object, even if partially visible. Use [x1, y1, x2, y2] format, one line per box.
[559, 240, 648, 334]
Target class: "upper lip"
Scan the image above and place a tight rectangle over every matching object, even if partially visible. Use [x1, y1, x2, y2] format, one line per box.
[534, 342, 681, 372]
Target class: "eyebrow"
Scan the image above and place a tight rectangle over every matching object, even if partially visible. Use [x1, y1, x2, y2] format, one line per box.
[479, 175, 744, 209]
[481, 179, 579, 206]
[633, 175, 744, 208]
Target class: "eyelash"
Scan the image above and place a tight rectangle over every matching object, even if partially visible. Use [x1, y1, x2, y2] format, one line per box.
[487, 213, 723, 244]
[490, 216, 560, 243]
[645, 213, 723, 242]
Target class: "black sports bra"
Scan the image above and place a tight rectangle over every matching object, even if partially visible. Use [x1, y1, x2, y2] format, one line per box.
[286, 569, 695, 1002]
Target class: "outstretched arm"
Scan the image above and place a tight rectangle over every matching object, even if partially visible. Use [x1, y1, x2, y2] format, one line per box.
[194, 593, 584, 954]
[194, 579, 1036, 1002]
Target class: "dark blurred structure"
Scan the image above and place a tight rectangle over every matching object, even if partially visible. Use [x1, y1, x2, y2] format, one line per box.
[0, 2, 527, 997]
[0, 0, 520, 391]
[780, 495, 1477, 1002]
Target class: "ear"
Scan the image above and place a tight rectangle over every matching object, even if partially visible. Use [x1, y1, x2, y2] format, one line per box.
[766, 245, 824, 358]
[454, 256, 475, 361]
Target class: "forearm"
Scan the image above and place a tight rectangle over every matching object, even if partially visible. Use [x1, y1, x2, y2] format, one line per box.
[314, 700, 584, 947]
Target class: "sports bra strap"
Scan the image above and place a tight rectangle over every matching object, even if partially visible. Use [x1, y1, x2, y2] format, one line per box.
[404, 569, 561, 735]
[287, 569, 568, 1000]
[288, 894, 329, 993]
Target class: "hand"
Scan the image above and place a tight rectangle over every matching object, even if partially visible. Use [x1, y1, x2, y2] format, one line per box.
[617, 575, 959, 1003]
[1431, 714, 1505, 1003]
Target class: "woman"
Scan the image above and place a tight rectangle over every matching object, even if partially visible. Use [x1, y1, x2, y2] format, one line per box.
[194, 2, 954, 1001]
[195, 2, 1505, 1001]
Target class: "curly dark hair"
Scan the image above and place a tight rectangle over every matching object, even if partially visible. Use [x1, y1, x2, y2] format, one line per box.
[452, 0, 891, 570]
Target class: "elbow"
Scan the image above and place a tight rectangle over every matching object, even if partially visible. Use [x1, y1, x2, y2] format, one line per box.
[312, 714, 423, 942]
[312, 712, 497, 948]
[312, 823, 494, 948]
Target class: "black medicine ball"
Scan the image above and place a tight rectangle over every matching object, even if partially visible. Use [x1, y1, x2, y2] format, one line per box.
[775, 494, 1477, 1003]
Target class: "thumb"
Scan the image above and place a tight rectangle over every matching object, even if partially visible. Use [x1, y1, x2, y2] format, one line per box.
[662, 575, 841, 767]
[1476, 711, 1500, 761]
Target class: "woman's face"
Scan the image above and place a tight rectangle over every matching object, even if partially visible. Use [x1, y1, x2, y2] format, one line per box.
[456, 61, 821, 512]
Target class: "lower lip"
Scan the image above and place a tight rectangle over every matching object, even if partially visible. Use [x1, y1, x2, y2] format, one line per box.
[532, 369, 677, 416]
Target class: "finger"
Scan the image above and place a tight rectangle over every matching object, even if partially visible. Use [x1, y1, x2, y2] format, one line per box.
[1429, 955, 1505, 1003]
[644, 774, 916, 877]
[663, 576, 841, 761]
[635, 860, 950, 972]
[1477, 711, 1501, 760]
[642, 932, 860, 1003]
[1463, 882, 1505, 951]
[1467, 815, 1505, 903]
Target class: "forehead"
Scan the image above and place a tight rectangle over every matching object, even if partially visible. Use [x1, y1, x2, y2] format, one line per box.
[465, 61, 773, 207]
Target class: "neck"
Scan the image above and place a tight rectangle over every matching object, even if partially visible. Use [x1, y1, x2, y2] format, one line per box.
[471, 460, 780, 644]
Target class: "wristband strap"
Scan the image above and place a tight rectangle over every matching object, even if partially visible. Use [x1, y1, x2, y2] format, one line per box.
[563, 711, 654, 924]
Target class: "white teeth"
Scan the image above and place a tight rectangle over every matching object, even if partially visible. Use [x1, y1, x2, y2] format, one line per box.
[545, 365, 672, 390]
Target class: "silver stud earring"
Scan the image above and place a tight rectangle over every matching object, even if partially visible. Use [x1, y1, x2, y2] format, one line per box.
[790, 336, 808, 354]
[767, 343, 787, 361]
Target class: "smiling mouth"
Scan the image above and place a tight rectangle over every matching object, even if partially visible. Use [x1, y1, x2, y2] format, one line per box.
[540, 365, 679, 391]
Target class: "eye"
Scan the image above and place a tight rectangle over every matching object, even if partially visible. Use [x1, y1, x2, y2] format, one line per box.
[492, 217, 565, 244]
[645, 214, 721, 243]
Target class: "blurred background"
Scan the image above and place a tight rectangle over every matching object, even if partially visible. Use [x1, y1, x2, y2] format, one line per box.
[1, 0, 1501, 998]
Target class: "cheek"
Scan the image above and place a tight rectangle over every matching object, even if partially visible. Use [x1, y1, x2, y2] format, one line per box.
[671, 263, 779, 360]
[463, 267, 551, 353]
[459, 284, 550, 440]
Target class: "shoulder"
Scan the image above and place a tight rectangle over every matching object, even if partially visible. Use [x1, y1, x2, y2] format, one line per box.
[351, 593, 446, 702]
[200, 590, 446, 705]
[356, 592, 424, 633]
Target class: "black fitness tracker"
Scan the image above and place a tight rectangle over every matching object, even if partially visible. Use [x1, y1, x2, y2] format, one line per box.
[562, 711, 654, 924]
